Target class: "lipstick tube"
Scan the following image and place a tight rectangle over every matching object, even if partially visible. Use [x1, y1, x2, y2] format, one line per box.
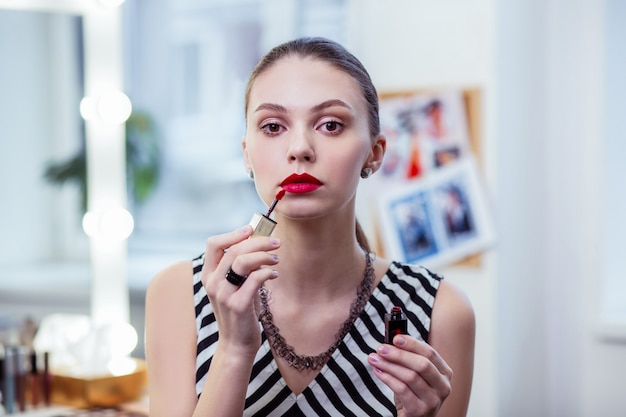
[248, 190, 284, 237]
[248, 212, 277, 237]
[384, 306, 408, 344]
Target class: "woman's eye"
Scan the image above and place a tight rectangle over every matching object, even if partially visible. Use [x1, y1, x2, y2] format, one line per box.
[261, 123, 283, 135]
[320, 120, 343, 134]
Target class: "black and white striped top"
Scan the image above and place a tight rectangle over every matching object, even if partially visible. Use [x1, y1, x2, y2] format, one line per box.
[192, 254, 442, 416]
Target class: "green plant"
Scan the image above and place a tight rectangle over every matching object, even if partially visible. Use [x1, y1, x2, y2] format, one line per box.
[44, 110, 161, 213]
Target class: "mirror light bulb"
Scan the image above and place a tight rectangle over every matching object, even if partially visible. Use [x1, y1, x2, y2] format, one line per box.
[100, 207, 134, 241]
[97, 91, 132, 125]
[82, 207, 134, 240]
[82, 211, 99, 237]
[79, 97, 97, 121]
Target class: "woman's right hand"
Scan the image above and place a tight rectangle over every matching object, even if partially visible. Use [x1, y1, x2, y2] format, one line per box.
[201, 225, 280, 357]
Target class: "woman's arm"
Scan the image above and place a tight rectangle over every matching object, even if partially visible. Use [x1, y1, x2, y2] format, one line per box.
[145, 261, 200, 417]
[145, 261, 260, 417]
[428, 280, 476, 417]
[145, 226, 281, 417]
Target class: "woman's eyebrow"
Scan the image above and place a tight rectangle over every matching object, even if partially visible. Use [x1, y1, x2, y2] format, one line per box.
[254, 99, 353, 114]
[254, 103, 287, 113]
[311, 99, 353, 113]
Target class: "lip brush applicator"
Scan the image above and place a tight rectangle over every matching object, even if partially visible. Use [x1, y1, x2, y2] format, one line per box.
[249, 190, 285, 237]
[266, 189, 285, 217]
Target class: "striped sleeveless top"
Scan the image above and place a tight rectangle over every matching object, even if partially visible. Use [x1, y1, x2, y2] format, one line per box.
[192, 254, 442, 416]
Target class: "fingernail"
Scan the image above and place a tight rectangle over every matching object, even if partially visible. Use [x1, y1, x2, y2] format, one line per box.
[395, 336, 406, 346]
[377, 346, 389, 355]
[270, 237, 280, 246]
[368, 353, 380, 363]
[240, 225, 252, 234]
[270, 270, 279, 279]
[271, 254, 279, 262]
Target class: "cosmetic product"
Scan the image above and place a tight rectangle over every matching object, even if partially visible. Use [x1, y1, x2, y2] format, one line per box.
[42, 351, 51, 406]
[29, 351, 40, 407]
[384, 306, 408, 344]
[248, 190, 285, 237]
[15, 346, 26, 412]
[3, 347, 15, 414]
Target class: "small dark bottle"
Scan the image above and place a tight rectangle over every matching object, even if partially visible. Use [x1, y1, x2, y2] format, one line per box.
[385, 306, 408, 344]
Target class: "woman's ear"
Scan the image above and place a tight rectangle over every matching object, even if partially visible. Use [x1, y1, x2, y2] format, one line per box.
[367, 134, 387, 174]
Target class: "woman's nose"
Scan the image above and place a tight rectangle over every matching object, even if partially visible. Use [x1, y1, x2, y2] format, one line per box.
[287, 130, 315, 162]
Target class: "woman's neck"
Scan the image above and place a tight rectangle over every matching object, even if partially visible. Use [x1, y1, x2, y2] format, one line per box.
[268, 216, 368, 300]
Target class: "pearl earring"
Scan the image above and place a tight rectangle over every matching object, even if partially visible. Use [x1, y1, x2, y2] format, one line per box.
[360, 167, 373, 179]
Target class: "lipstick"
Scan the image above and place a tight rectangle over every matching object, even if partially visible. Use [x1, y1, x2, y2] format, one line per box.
[249, 190, 285, 237]
[384, 306, 408, 344]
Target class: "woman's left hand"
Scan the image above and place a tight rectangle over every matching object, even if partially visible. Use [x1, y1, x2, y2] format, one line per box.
[368, 335, 453, 417]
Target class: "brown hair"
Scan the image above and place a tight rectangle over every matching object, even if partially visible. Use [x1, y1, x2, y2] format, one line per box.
[245, 37, 379, 252]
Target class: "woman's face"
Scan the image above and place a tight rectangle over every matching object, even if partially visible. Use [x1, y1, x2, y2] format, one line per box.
[243, 56, 382, 220]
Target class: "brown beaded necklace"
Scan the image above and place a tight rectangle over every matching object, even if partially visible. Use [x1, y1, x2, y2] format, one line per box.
[258, 251, 374, 371]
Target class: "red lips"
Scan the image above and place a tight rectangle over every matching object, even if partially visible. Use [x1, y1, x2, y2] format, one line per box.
[280, 173, 322, 194]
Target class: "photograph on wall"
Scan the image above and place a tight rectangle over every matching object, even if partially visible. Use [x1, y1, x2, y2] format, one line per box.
[376, 90, 471, 183]
[388, 189, 439, 262]
[377, 157, 495, 269]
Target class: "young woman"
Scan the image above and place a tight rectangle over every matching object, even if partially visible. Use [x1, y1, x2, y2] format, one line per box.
[145, 37, 475, 417]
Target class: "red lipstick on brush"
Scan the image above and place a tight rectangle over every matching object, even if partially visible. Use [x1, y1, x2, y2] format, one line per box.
[249, 190, 285, 237]
[280, 173, 322, 194]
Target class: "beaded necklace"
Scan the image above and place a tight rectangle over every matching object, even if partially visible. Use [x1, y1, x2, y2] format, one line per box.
[258, 251, 374, 371]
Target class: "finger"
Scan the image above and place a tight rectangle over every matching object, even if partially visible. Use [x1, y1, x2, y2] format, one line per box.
[392, 336, 453, 380]
[221, 251, 280, 292]
[369, 339, 452, 396]
[204, 225, 253, 270]
[205, 238, 280, 293]
[228, 249, 280, 280]
[369, 357, 440, 416]
[225, 267, 279, 312]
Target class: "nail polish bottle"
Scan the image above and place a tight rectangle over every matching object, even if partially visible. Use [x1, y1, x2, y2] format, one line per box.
[385, 306, 408, 344]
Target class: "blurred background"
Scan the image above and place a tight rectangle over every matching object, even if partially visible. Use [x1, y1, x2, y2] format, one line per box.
[0, 0, 624, 416]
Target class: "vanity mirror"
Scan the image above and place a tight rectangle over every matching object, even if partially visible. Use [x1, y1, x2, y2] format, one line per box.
[0, 0, 130, 333]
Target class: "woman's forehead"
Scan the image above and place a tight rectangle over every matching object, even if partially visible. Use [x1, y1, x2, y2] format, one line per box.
[248, 57, 365, 112]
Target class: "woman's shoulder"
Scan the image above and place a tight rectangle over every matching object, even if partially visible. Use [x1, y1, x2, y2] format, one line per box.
[381, 259, 444, 291]
[146, 258, 196, 305]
